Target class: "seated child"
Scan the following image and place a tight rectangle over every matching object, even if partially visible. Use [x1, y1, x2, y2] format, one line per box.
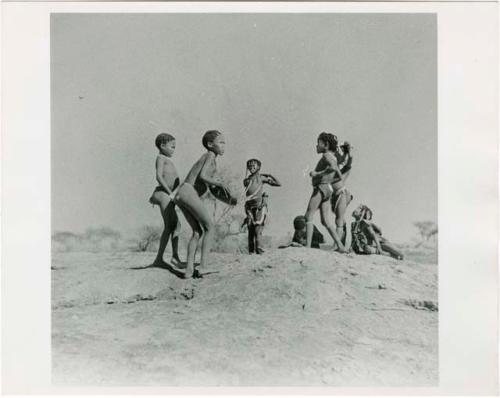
[173, 130, 236, 278]
[350, 204, 404, 260]
[292, 215, 325, 248]
[242, 158, 281, 254]
[149, 133, 181, 266]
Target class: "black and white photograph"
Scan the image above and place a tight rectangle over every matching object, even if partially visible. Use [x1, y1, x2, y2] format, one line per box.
[1, 2, 497, 394]
[50, 13, 438, 386]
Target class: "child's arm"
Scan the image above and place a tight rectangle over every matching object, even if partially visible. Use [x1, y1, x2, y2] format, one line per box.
[371, 222, 383, 236]
[155, 156, 174, 196]
[365, 222, 383, 254]
[261, 174, 281, 187]
[199, 152, 224, 188]
[340, 154, 353, 175]
[310, 153, 343, 182]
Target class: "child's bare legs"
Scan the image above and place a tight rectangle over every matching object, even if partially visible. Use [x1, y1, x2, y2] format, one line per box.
[151, 192, 176, 265]
[305, 192, 322, 247]
[380, 239, 404, 260]
[305, 191, 345, 252]
[319, 200, 346, 253]
[255, 224, 264, 254]
[334, 193, 348, 246]
[171, 219, 181, 262]
[176, 184, 215, 278]
[248, 224, 256, 253]
[178, 207, 202, 277]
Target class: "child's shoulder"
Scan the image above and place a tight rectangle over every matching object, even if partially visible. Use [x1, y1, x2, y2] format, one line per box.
[361, 220, 375, 230]
[324, 151, 337, 162]
[200, 151, 215, 162]
[156, 155, 178, 172]
[197, 151, 215, 170]
[157, 153, 174, 163]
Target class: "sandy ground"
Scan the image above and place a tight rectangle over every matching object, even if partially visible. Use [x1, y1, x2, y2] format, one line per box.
[52, 248, 438, 386]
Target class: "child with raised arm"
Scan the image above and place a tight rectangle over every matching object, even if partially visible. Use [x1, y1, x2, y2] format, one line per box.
[174, 130, 236, 279]
[242, 158, 281, 254]
[149, 133, 181, 266]
[305, 132, 346, 253]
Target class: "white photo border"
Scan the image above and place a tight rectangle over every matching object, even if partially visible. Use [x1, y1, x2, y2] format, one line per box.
[1, 2, 498, 395]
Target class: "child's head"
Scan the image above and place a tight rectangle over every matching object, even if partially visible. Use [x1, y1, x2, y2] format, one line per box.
[316, 132, 338, 153]
[293, 215, 307, 230]
[155, 133, 176, 156]
[202, 130, 225, 155]
[352, 204, 373, 221]
[246, 158, 261, 174]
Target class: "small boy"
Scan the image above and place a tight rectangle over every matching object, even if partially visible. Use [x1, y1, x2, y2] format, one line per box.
[149, 133, 181, 266]
[243, 159, 280, 254]
[350, 204, 404, 260]
[291, 215, 325, 248]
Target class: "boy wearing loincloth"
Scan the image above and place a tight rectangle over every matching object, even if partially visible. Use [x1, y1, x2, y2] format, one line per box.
[242, 159, 280, 254]
[149, 133, 181, 266]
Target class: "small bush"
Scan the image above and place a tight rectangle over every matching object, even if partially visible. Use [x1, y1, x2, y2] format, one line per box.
[135, 225, 162, 252]
[52, 227, 123, 252]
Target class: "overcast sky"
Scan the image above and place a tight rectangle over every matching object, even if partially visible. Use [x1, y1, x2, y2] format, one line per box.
[51, 13, 436, 243]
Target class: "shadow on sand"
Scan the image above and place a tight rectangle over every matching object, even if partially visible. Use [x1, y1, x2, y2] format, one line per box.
[129, 261, 187, 279]
[129, 260, 212, 279]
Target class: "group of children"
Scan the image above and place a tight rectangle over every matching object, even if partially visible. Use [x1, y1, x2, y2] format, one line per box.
[149, 130, 402, 279]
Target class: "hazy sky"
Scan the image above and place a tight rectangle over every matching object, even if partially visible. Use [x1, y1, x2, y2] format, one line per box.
[51, 13, 436, 243]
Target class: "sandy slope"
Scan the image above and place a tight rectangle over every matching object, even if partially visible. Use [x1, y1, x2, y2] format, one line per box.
[52, 248, 437, 386]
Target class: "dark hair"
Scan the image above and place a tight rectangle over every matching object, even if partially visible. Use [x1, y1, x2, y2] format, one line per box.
[293, 215, 307, 230]
[246, 158, 262, 168]
[155, 133, 175, 150]
[317, 132, 338, 152]
[202, 130, 221, 150]
[360, 205, 373, 221]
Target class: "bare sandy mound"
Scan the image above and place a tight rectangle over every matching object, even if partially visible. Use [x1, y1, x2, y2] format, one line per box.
[52, 248, 437, 386]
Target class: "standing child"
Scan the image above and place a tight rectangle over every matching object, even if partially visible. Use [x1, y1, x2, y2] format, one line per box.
[305, 132, 346, 252]
[174, 130, 236, 278]
[242, 159, 281, 254]
[149, 133, 181, 266]
[331, 140, 354, 246]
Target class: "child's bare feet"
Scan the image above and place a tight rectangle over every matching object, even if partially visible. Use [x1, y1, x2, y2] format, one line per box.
[193, 269, 204, 279]
[170, 255, 181, 266]
[184, 264, 194, 279]
[152, 258, 167, 267]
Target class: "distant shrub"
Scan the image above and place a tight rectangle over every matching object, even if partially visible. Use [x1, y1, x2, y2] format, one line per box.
[212, 213, 247, 253]
[84, 227, 122, 252]
[413, 221, 438, 248]
[52, 231, 85, 252]
[52, 227, 123, 252]
[135, 225, 162, 252]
